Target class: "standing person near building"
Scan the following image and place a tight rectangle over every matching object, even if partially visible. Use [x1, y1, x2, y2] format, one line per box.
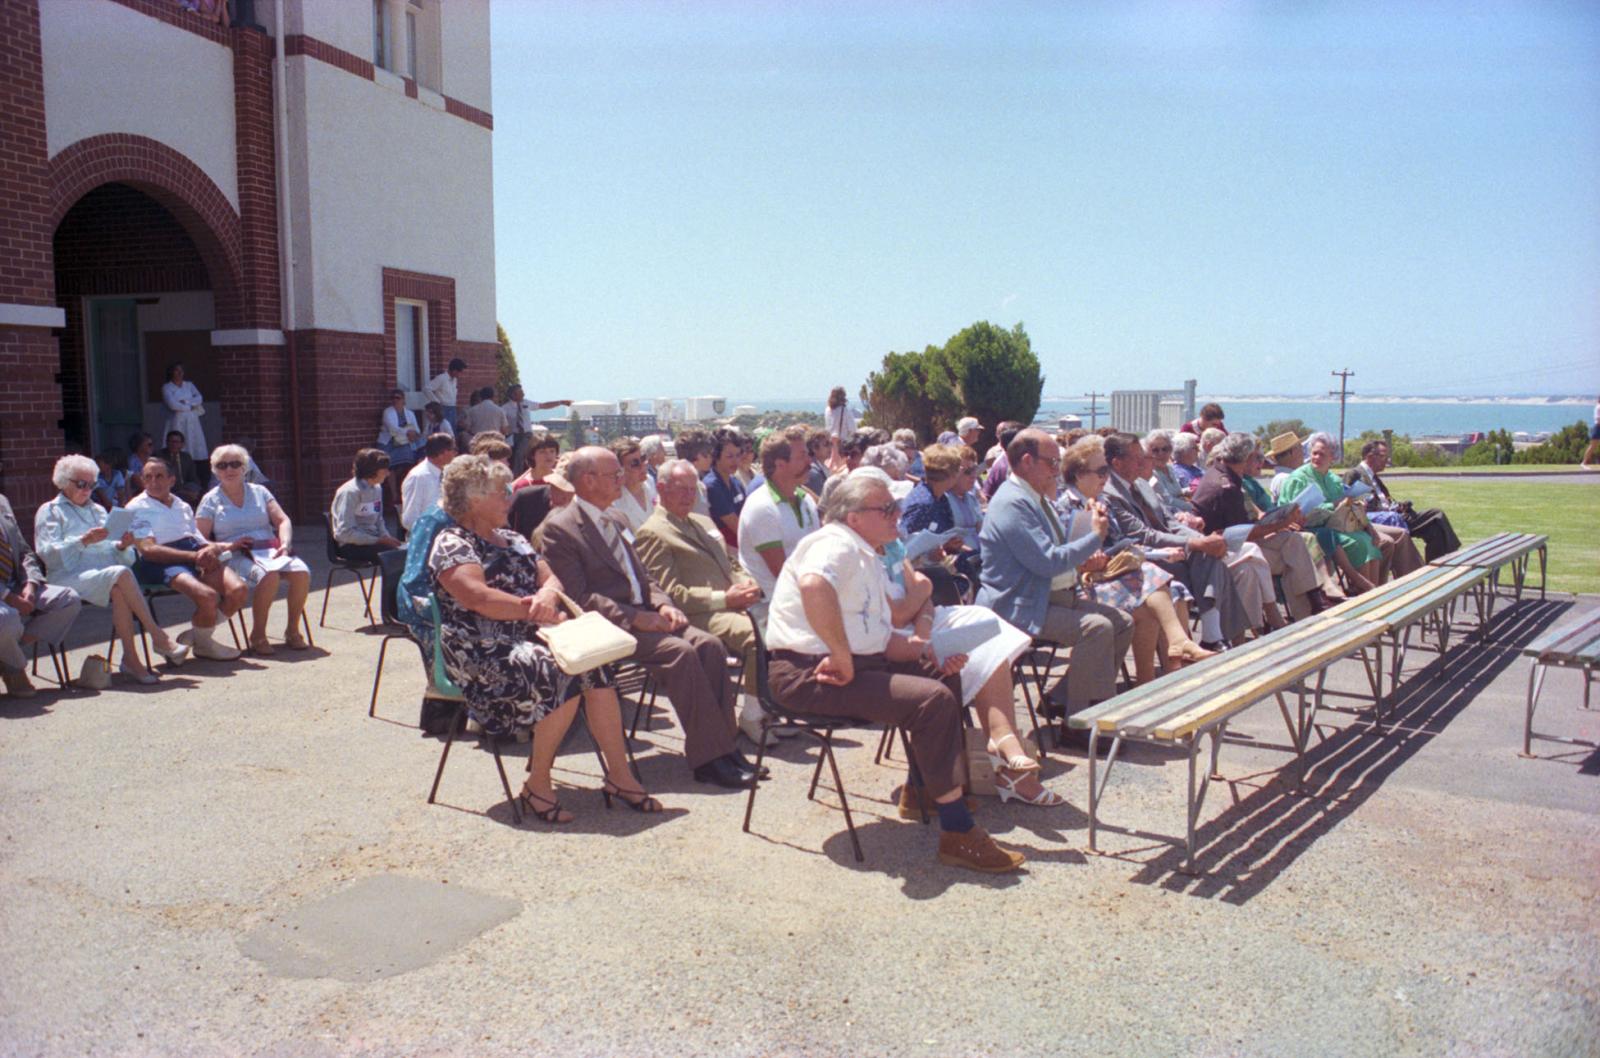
[377, 388, 422, 509]
[461, 388, 506, 445]
[422, 358, 468, 430]
[501, 385, 574, 472]
[1579, 394, 1600, 470]
[421, 401, 454, 443]
[161, 363, 209, 459]
[824, 386, 857, 441]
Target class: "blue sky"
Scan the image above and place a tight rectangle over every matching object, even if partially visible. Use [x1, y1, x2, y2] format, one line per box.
[490, 1, 1600, 403]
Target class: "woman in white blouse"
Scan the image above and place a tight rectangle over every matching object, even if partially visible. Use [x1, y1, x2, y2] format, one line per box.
[162, 363, 208, 459]
[195, 444, 312, 655]
[377, 388, 423, 508]
[35, 455, 191, 683]
[607, 437, 657, 532]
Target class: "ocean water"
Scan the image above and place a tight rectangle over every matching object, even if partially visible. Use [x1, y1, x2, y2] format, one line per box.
[727, 397, 1591, 439]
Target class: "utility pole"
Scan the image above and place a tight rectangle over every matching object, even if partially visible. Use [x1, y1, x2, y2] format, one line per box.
[1084, 391, 1104, 431]
[1330, 369, 1354, 458]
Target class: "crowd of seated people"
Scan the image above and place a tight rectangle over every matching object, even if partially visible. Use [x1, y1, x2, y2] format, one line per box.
[4, 383, 1465, 876]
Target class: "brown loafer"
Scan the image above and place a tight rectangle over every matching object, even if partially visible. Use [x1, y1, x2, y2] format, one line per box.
[937, 827, 1026, 873]
[897, 784, 977, 821]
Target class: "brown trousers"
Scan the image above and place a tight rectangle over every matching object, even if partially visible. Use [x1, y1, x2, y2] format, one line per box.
[767, 651, 966, 799]
[631, 624, 737, 769]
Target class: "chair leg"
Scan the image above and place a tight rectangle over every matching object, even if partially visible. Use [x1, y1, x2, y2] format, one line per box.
[358, 569, 377, 623]
[822, 736, 864, 862]
[427, 701, 467, 805]
[228, 614, 243, 651]
[807, 729, 832, 800]
[740, 720, 771, 835]
[874, 726, 893, 764]
[369, 635, 395, 717]
[300, 610, 315, 648]
[318, 568, 337, 628]
[489, 735, 522, 824]
[899, 727, 929, 825]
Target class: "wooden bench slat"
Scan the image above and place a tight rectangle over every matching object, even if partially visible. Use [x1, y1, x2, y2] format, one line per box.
[1523, 612, 1600, 662]
[1358, 569, 1487, 629]
[1318, 565, 1440, 619]
[1149, 625, 1383, 740]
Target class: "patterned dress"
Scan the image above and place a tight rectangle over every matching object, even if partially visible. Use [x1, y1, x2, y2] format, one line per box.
[427, 525, 615, 735]
[1055, 488, 1193, 611]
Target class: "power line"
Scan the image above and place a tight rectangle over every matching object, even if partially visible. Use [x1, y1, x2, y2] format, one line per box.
[1084, 391, 1104, 431]
[1330, 369, 1354, 455]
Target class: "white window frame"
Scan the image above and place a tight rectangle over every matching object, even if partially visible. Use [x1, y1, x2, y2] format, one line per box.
[394, 298, 428, 398]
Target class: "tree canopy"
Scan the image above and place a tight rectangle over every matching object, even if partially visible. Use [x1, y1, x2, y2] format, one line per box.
[495, 322, 521, 396]
[860, 321, 1043, 448]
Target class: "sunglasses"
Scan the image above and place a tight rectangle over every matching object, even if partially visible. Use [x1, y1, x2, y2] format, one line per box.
[69, 478, 94, 490]
[1089, 465, 1112, 478]
[214, 460, 245, 471]
[623, 459, 643, 468]
[1148, 445, 1172, 454]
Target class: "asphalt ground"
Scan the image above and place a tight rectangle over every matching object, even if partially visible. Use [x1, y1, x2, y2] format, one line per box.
[1, 533, 1596, 1058]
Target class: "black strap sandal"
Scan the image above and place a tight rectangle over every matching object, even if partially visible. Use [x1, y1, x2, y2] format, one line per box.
[602, 779, 662, 813]
[518, 786, 573, 824]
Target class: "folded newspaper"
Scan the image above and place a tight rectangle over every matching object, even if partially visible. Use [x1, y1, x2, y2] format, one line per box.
[931, 612, 1000, 664]
[904, 528, 963, 563]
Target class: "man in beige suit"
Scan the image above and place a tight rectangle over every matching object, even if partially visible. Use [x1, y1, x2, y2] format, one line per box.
[541, 446, 762, 789]
[634, 459, 791, 747]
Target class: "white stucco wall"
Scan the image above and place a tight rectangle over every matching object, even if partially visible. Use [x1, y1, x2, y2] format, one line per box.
[39, 0, 239, 210]
[284, 58, 496, 343]
[439, 0, 491, 112]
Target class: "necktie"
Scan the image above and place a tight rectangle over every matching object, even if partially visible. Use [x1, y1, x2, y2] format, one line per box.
[0, 533, 14, 590]
[598, 515, 642, 604]
[1041, 500, 1065, 544]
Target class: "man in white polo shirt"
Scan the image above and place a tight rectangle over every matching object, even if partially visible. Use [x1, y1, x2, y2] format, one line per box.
[763, 471, 1024, 874]
[127, 456, 245, 660]
[400, 433, 456, 531]
[737, 426, 818, 616]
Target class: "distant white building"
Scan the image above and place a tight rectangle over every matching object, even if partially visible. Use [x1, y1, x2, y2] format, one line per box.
[1111, 380, 1197, 434]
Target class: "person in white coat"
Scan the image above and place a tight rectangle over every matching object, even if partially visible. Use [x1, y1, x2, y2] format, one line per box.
[162, 363, 208, 459]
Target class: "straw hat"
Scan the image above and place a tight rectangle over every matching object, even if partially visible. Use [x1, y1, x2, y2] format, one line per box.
[544, 471, 574, 495]
[1267, 431, 1302, 458]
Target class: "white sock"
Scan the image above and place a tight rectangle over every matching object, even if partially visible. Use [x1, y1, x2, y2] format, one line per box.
[1200, 610, 1223, 643]
[190, 625, 215, 644]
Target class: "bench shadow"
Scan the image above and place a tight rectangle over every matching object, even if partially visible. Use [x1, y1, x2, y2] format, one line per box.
[1112, 596, 1573, 904]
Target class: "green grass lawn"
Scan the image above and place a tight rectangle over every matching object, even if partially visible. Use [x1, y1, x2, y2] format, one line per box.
[1390, 480, 1600, 594]
[1384, 465, 1584, 476]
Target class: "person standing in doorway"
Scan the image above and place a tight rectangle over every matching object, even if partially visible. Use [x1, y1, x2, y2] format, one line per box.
[162, 363, 209, 459]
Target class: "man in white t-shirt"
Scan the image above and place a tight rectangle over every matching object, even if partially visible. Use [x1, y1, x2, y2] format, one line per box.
[400, 433, 457, 531]
[127, 456, 245, 660]
[500, 384, 574, 471]
[762, 472, 1024, 874]
[737, 426, 819, 611]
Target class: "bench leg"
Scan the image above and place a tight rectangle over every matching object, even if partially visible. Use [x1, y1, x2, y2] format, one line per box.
[1086, 728, 1125, 855]
[1537, 546, 1547, 601]
[1183, 727, 1225, 875]
[1521, 661, 1546, 757]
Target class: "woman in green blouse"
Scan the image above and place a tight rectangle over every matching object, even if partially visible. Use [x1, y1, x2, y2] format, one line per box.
[1276, 432, 1381, 594]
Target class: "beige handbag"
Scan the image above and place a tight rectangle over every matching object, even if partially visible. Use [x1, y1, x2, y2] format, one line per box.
[77, 654, 112, 690]
[1327, 498, 1372, 535]
[535, 592, 638, 675]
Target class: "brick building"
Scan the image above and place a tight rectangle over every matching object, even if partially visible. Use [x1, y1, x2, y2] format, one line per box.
[0, 0, 498, 521]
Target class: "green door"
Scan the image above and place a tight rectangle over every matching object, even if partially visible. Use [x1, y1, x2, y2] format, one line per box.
[88, 298, 144, 456]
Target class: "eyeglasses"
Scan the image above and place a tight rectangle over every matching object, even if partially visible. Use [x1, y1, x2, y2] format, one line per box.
[861, 501, 901, 518]
[1035, 455, 1061, 470]
[1148, 445, 1172, 454]
[214, 460, 245, 471]
[623, 459, 642, 468]
[1089, 465, 1112, 478]
[68, 478, 94, 490]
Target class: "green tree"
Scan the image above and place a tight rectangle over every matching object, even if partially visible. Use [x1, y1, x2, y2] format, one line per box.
[1254, 418, 1314, 443]
[859, 346, 960, 441]
[1513, 421, 1589, 464]
[942, 321, 1043, 451]
[495, 322, 521, 397]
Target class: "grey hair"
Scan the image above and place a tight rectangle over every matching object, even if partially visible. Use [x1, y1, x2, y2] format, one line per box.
[1199, 427, 1227, 450]
[861, 443, 908, 478]
[1171, 432, 1199, 456]
[1215, 432, 1258, 465]
[639, 435, 667, 458]
[824, 469, 892, 525]
[891, 428, 917, 447]
[1145, 428, 1172, 449]
[657, 457, 698, 486]
[1305, 431, 1337, 453]
[439, 454, 513, 521]
[53, 454, 99, 491]
[209, 442, 251, 470]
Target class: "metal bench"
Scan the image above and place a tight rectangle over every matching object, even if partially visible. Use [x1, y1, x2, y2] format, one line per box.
[1519, 609, 1600, 758]
[1431, 532, 1548, 606]
[1068, 615, 1384, 872]
[1320, 563, 1493, 714]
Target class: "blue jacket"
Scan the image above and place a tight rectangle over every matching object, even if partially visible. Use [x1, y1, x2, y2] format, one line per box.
[976, 476, 1104, 636]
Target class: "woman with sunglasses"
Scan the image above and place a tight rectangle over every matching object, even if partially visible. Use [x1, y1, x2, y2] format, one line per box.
[1144, 429, 1196, 514]
[607, 437, 656, 533]
[34, 455, 191, 683]
[1056, 437, 1212, 685]
[195, 444, 311, 655]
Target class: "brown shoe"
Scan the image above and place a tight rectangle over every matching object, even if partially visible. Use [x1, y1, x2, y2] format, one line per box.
[937, 827, 1025, 873]
[897, 784, 976, 820]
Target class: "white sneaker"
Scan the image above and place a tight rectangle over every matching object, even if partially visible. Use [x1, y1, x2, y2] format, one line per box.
[737, 698, 771, 747]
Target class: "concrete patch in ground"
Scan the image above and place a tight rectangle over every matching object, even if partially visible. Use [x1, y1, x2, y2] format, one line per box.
[239, 873, 520, 982]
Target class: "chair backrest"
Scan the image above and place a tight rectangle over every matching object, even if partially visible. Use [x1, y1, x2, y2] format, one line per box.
[378, 547, 408, 627]
[321, 511, 340, 563]
[426, 595, 464, 696]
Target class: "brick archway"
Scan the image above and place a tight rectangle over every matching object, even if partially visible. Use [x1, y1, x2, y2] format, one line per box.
[47, 133, 245, 327]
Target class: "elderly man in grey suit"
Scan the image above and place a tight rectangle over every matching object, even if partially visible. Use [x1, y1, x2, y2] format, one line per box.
[976, 429, 1132, 719]
[1099, 432, 1249, 648]
[540, 446, 762, 789]
[0, 493, 83, 697]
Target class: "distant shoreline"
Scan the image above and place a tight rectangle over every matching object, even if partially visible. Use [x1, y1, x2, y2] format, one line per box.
[1039, 395, 1591, 406]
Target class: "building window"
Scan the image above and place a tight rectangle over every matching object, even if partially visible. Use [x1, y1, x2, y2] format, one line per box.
[372, 0, 389, 68]
[395, 298, 428, 393]
[373, 0, 441, 92]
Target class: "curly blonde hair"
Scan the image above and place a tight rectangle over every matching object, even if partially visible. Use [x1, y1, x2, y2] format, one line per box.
[439, 454, 513, 521]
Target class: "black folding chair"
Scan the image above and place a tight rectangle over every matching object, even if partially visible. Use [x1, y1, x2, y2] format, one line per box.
[740, 616, 925, 863]
[318, 512, 380, 627]
[369, 548, 416, 718]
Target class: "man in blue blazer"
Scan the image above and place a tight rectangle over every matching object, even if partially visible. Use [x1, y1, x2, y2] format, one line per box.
[977, 428, 1132, 715]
